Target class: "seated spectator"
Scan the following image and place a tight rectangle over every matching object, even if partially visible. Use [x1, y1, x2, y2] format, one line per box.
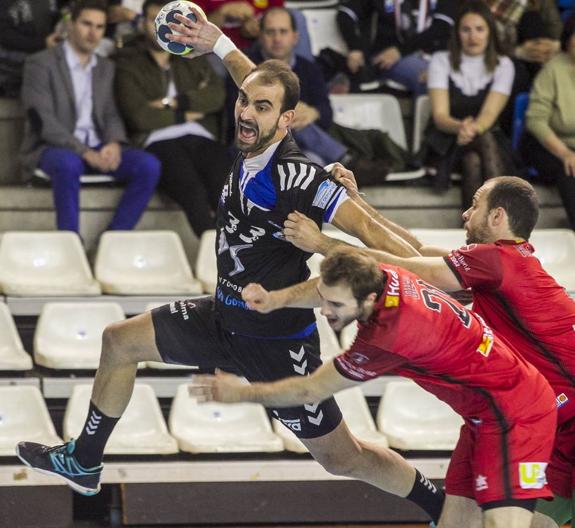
[425, 0, 517, 209]
[226, 7, 406, 185]
[337, 0, 458, 94]
[0, 0, 67, 97]
[107, 0, 144, 45]
[522, 14, 575, 231]
[116, 0, 232, 237]
[20, 0, 160, 234]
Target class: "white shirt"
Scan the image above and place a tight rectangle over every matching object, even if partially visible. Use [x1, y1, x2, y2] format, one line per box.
[64, 40, 101, 147]
[427, 51, 515, 96]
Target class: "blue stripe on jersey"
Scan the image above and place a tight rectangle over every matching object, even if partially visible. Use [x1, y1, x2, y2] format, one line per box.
[323, 187, 345, 223]
[240, 159, 277, 210]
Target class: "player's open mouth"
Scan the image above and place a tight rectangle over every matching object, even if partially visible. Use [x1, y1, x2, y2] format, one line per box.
[238, 123, 257, 142]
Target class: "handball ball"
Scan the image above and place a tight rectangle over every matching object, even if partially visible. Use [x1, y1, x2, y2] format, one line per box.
[155, 1, 206, 56]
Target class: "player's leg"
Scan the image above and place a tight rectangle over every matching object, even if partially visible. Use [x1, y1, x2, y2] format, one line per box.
[482, 504, 534, 528]
[436, 495, 482, 528]
[17, 297, 227, 495]
[299, 422, 445, 523]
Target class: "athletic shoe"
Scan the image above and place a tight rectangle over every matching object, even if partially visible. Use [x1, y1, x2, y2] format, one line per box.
[16, 439, 102, 495]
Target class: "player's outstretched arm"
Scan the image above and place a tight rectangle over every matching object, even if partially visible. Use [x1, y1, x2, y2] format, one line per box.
[168, 11, 255, 87]
[242, 279, 321, 312]
[190, 361, 358, 407]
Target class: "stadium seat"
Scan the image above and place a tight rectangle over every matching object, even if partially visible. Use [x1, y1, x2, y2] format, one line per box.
[413, 95, 431, 154]
[377, 380, 463, 450]
[0, 303, 32, 370]
[64, 384, 178, 455]
[196, 229, 217, 294]
[274, 387, 388, 453]
[302, 9, 347, 56]
[0, 231, 100, 296]
[0, 386, 62, 456]
[329, 94, 425, 181]
[94, 230, 202, 295]
[169, 384, 283, 453]
[34, 302, 125, 369]
[340, 321, 358, 350]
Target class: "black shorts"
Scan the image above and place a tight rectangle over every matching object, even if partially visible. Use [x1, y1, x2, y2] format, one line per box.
[151, 296, 343, 439]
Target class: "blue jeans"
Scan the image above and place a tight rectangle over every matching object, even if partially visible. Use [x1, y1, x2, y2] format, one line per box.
[292, 124, 347, 165]
[376, 52, 429, 95]
[38, 146, 161, 232]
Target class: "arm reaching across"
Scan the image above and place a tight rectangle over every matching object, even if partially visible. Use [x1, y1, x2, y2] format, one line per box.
[189, 361, 359, 407]
[167, 10, 255, 87]
[242, 278, 321, 312]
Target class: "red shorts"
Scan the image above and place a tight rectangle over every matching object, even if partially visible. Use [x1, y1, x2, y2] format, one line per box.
[547, 417, 575, 498]
[445, 408, 557, 505]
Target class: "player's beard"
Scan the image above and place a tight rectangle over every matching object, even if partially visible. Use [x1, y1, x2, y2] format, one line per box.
[465, 216, 490, 245]
[327, 302, 370, 332]
[235, 117, 279, 155]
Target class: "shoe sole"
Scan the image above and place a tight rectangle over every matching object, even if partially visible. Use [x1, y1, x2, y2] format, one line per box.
[15, 445, 101, 496]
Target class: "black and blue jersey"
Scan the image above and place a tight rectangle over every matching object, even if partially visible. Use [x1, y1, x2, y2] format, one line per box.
[215, 133, 348, 338]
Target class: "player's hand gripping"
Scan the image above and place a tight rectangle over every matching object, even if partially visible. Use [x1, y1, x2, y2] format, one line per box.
[189, 369, 248, 403]
[242, 283, 283, 313]
[284, 211, 329, 254]
[167, 9, 223, 58]
[327, 162, 359, 195]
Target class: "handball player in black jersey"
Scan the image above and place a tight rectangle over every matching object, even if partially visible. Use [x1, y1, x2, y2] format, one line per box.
[15, 10, 445, 523]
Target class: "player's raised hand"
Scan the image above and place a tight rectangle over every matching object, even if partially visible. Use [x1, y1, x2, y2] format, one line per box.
[327, 162, 359, 194]
[284, 211, 328, 254]
[188, 369, 249, 403]
[167, 10, 223, 58]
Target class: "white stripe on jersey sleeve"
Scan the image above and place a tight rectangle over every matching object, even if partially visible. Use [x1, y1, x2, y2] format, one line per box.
[286, 162, 298, 190]
[301, 165, 316, 190]
[278, 164, 287, 191]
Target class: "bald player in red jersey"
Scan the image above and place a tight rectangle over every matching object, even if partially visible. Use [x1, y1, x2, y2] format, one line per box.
[189, 248, 557, 528]
[281, 175, 575, 528]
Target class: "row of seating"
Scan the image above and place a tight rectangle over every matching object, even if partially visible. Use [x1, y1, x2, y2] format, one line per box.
[0, 381, 462, 457]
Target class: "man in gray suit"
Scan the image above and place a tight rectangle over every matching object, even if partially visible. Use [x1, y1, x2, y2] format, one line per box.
[20, 0, 161, 233]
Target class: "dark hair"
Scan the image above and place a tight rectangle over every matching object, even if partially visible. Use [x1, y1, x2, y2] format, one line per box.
[486, 176, 539, 239]
[560, 13, 575, 53]
[70, 0, 108, 21]
[260, 7, 297, 32]
[143, 0, 164, 17]
[248, 60, 300, 112]
[320, 247, 385, 304]
[449, 0, 501, 72]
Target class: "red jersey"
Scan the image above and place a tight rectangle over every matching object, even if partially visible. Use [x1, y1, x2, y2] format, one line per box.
[196, 0, 284, 49]
[334, 265, 554, 425]
[445, 241, 575, 423]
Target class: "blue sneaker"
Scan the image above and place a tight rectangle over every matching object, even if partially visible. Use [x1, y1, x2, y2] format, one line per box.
[16, 439, 102, 496]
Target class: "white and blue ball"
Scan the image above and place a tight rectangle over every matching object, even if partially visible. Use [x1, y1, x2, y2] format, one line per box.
[155, 1, 206, 56]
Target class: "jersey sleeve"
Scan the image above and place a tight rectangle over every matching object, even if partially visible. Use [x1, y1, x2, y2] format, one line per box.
[278, 161, 349, 225]
[334, 336, 407, 381]
[444, 244, 504, 290]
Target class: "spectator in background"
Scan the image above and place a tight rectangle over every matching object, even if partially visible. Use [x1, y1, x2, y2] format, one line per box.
[522, 14, 575, 231]
[227, 7, 406, 185]
[107, 0, 145, 45]
[336, 0, 458, 94]
[116, 0, 231, 237]
[425, 0, 517, 210]
[20, 0, 160, 234]
[0, 0, 67, 97]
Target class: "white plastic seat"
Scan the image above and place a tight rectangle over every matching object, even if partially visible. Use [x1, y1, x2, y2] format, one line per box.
[0, 231, 100, 296]
[95, 231, 202, 295]
[34, 303, 125, 369]
[340, 321, 358, 350]
[196, 229, 217, 294]
[0, 386, 62, 456]
[64, 384, 178, 454]
[302, 9, 347, 56]
[377, 380, 463, 450]
[528, 230, 575, 292]
[329, 94, 425, 182]
[413, 95, 431, 154]
[0, 303, 32, 370]
[169, 384, 283, 453]
[274, 387, 388, 453]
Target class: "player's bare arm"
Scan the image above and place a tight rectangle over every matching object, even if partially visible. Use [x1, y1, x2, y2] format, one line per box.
[242, 278, 321, 312]
[168, 10, 255, 86]
[190, 361, 358, 407]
